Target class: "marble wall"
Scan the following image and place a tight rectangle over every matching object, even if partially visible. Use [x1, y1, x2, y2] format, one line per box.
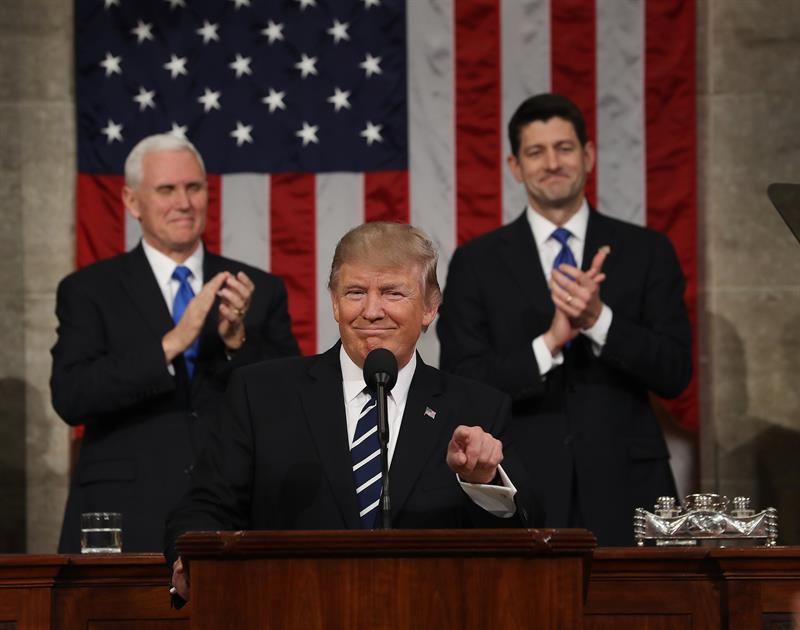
[698, 0, 800, 543]
[0, 1, 73, 552]
[1, 0, 798, 551]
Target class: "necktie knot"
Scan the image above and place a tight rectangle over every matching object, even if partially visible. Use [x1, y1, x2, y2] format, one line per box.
[551, 227, 572, 247]
[172, 265, 192, 283]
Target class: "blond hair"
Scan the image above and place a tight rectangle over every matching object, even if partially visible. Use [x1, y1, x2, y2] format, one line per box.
[328, 222, 442, 309]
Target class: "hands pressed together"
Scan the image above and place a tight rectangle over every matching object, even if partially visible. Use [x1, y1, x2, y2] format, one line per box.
[544, 245, 610, 355]
[162, 271, 254, 363]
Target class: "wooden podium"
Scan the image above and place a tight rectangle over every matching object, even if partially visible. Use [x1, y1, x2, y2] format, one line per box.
[176, 528, 596, 629]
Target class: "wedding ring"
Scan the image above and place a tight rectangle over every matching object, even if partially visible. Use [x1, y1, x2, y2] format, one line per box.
[233, 307, 243, 316]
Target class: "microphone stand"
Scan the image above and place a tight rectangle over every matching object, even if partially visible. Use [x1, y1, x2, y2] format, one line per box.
[374, 375, 392, 529]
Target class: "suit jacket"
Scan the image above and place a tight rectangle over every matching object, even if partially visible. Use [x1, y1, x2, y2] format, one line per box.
[436, 210, 692, 546]
[51, 244, 300, 553]
[164, 344, 526, 566]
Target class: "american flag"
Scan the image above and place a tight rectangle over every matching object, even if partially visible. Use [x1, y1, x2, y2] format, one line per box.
[75, 0, 697, 428]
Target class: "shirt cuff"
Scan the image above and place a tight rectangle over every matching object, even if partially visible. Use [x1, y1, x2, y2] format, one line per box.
[457, 465, 517, 518]
[581, 303, 613, 356]
[532, 335, 564, 379]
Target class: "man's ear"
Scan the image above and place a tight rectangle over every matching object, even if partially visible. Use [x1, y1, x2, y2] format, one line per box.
[330, 290, 340, 323]
[122, 186, 141, 220]
[507, 154, 523, 183]
[583, 141, 596, 174]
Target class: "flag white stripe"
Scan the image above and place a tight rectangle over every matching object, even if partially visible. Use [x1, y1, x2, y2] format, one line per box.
[596, 0, 646, 226]
[407, 0, 455, 367]
[352, 448, 380, 472]
[501, 0, 551, 225]
[316, 173, 364, 351]
[356, 472, 382, 494]
[221, 173, 271, 270]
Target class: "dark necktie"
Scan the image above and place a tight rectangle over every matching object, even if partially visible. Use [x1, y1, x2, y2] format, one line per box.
[351, 392, 383, 529]
[551, 227, 577, 275]
[171, 265, 198, 379]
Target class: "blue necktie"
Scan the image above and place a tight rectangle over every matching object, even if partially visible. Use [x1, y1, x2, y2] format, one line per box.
[351, 393, 383, 529]
[171, 265, 198, 379]
[551, 227, 577, 276]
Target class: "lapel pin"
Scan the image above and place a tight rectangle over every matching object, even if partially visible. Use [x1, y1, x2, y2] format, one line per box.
[424, 407, 436, 420]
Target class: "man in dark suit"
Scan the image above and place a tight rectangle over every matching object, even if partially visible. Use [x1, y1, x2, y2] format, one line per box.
[166, 222, 525, 601]
[437, 93, 692, 546]
[51, 134, 300, 553]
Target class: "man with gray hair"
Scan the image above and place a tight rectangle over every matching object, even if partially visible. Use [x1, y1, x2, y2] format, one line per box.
[51, 134, 299, 553]
[165, 222, 529, 603]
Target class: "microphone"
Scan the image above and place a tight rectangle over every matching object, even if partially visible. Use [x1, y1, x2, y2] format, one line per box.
[363, 348, 398, 393]
[362, 348, 398, 529]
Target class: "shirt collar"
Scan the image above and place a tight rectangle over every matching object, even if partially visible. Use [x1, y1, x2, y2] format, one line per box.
[526, 199, 590, 249]
[141, 239, 204, 288]
[339, 344, 417, 407]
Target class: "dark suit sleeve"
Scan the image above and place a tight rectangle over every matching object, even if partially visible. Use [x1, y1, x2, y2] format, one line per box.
[50, 275, 176, 426]
[600, 232, 692, 398]
[164, 369, 254, 567]
[438, 247, 546, 401]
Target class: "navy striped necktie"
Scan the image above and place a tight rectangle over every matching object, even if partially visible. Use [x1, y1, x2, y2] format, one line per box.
[351, 392, 383, 529]
[171, 265, 199, 379]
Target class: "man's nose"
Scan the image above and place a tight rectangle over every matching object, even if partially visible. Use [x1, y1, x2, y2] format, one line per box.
[544, 148, 559, 170]
[175, 187, 192, 209]
[362, 291, 384, 320]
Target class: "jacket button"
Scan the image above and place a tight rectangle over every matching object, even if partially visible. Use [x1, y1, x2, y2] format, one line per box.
[563, 434, 574, 445]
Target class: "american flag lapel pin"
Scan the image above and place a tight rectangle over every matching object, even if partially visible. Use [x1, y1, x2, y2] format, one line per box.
[424, 406, 437, 420]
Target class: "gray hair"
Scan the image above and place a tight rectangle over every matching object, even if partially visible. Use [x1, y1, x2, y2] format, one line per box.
[124, 134, 206, 189]
[328, 222, 442, 310]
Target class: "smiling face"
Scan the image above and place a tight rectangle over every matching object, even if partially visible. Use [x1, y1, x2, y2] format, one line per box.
[507, 116, 595, 222]
[122, 149, 207, 261]
[331, 262, 438, 369]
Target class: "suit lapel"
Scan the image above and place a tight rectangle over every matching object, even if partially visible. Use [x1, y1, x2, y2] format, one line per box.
[300, 344, 362, 529]
[120, 245, 174, 337]
[500, 211, 553, 320]
[389, 356, 452, 518]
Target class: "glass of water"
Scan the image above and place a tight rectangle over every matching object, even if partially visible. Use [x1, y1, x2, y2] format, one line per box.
[80, 512, 122, 553]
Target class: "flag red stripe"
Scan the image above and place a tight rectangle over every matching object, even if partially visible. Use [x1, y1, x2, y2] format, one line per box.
[550, 0, 597, 206]
[364, 170, 409, 224]
[202, 174, 222, 255]
[454, 0, 502, 245]
[270, 173, 317, 356]
[76, 174, 125, 268]
[645, 0, 698, 430]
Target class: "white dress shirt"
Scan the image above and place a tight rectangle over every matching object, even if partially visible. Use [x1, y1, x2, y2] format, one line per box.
[338, 345, 517, 517]
[526, 201, 613, 376]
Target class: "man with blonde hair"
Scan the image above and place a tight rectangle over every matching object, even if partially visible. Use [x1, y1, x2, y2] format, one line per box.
[166, 222, 527, 603]
[51, 134, 299, 553]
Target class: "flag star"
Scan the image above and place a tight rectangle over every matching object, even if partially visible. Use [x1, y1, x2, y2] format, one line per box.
[164, 54, 188, 79]
[229, 0, 251, 8]
[133, 86, 156, 111]
[295, 0, 317, 9]
[100, 119, 123, 143]
[262, 88, 286, 113]
[359, 53, 382, 77]
[360, 121, 383, 145]
[363, 0, 380, 8]
[229, 54, 252, 78]
[196, 20, 220, 44]
[294, 53, 318, 78]
[295, 122, 319, 146]
[164, 0, 185, 8]
[261, 20, 284, 44]
[103, 0, 119, 8]
[131, 20, 154, 43]
[169, 122, 188, 139]
[327, 20, 350, 44]
[99, 52, 122, 77]
[327, 87, 351, 112]
[230, 121, 254, 146]
[198, 88, 221, 112]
